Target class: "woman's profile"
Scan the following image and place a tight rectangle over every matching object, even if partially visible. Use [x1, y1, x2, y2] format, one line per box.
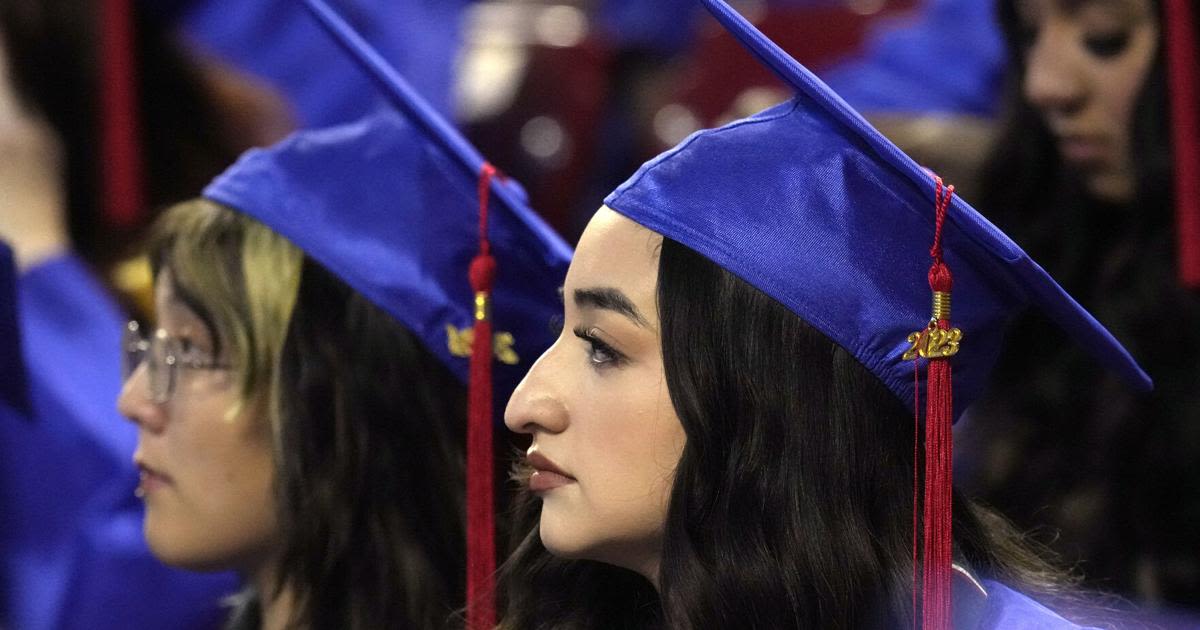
[496, 1, 1150, 628]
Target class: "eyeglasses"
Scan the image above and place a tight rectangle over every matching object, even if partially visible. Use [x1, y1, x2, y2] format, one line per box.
[121, 320, 232, 404]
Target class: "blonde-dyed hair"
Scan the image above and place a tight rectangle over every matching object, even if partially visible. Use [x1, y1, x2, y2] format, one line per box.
[147, 198, 303, 424]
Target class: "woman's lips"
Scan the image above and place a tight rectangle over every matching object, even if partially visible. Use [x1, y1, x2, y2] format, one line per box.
[529, 469, 575, 493]
[1057, 135, 1110, 165]
[526, 450, 576, 493]
[135, 459, 173, 497]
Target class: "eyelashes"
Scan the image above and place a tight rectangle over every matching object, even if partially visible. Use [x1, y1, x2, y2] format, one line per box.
[548, 313, 629, 369]
[1083, 31, 1131, 58]
[1015, 26, 1134, 60]
[572, 326, 626, 368]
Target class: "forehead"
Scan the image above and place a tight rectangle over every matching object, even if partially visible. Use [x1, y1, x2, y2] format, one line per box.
[567, 206, 662, 303]
[153, 269, 202, 323]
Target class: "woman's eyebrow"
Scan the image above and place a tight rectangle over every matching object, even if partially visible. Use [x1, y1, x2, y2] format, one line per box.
[573, 287, 650, 328]
[1062, 0, 1133, 13]
[164, 282, 221, 354]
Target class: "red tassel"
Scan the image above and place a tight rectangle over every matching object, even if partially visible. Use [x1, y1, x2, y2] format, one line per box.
[466, 164, 498, 630]
[1164, 0, 1200, 288]
[922, 318, 953, 630]
[911, 177, 956, 630]
[98, 0, 145, 229]
[912, 358, 921, 630]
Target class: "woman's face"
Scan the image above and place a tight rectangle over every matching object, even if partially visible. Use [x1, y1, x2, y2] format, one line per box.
[1018, 0, 1159, 203]
[117, 270, 277, 572]
[505, 207, 686, 582]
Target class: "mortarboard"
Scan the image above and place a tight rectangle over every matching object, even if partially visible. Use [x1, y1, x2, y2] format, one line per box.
[202, 3, 572, 627]
[602, 0, 1151, 627]
[203, 111, 570, 395]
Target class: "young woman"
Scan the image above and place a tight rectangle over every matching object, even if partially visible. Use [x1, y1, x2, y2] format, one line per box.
[118, 109, 569, 629]
[0, 2, 279, 626]
[496, 1, 1150, 627]
[122, 200, 470, 629]
[967, 0, 1200, 607]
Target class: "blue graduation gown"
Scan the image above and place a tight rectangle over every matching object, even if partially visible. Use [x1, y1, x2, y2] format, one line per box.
[0, 253, 237, 630]
[979, 581, 1099, 630]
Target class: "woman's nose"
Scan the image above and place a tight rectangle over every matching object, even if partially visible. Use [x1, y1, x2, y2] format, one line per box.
[117, 362, 166, 432]
[1024, 26, 1089, 118]
[504, 345, 570, 436]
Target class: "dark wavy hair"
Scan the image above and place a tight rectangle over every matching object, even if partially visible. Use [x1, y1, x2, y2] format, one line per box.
[965, 0, 1200, 607]
[498, 237, 1066, 628]
[272, 259, 466, 629]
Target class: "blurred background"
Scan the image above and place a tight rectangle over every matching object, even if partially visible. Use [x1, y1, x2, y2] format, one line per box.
[1, 0, 1196, 627]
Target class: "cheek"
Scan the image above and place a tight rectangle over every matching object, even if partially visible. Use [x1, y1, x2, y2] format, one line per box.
[145, 400, 277, 571]
[585, 371, 682, 489]
[544, 369, 685, 554]
[1100, 33, 1158, 126]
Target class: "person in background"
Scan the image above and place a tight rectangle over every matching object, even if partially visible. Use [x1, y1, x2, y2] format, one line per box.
[118, 5, 570, 623]
[120, 101, 568, 627]
[962, 0, 1200, 614]
[0, 1, 286, 627]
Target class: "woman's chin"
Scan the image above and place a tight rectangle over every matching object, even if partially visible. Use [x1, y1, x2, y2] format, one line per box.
[1082, 170, 1135, 205]
[145, 536, 222, 572]
[537, 517, 588, 560]
[143, 519, 248, 573]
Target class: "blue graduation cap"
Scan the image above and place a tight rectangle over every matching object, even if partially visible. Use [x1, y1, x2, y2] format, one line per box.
[603, 1, 1150, 627]
[203, 112, 569, 393]
[819, 0, 1005, 118]
[0, 241, 30, 417]
[202, 2, 572, 627]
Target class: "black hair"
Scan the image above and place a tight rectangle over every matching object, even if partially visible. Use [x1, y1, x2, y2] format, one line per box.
[498, 237, 1067, 628]
[965, 0, 1200, 607]
[273, 258, 467, 629]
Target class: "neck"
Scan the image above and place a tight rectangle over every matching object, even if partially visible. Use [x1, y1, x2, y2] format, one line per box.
[636, 553, 662, 593]
[250, 560, 296, 630]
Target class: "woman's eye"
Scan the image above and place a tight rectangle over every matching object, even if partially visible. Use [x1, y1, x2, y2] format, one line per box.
[1084, 31, 1131, 58]
[176, 338, 202, 360]
[173, 336, 217, 366]
[1015, 25, 1038, 52]
[573, 326, 624, 368]
[588, 341, 616, 365]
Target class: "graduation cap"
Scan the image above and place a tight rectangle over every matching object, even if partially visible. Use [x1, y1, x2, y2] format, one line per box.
[201, 2, 572, 626]
[602, 1, 1151, 627]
